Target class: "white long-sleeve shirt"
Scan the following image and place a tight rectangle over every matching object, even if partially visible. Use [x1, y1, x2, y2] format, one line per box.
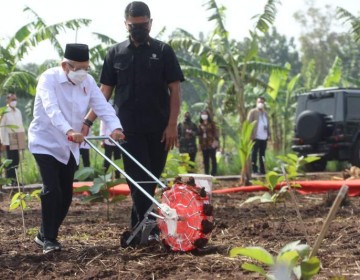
[28, 67, 122, 165]
[0, 106, 25, 145]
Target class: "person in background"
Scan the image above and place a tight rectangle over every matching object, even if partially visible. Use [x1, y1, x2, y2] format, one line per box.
[28, 43, 124, 254]
[0, 93, 25, 185]
[247, 96, 271, 175]
[198, 110, 219, 176]
[177, 111, 198, 163]
[100, 119, 121, 179]
[79, 142, 90, 168]
[82, 1, 184, 243]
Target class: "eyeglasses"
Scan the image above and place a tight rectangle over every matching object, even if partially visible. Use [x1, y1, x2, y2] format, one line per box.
[127, 21, 150, 30]
[66, 62, 91, 72]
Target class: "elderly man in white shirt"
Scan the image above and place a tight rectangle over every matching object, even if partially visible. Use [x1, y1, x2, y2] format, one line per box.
[28, 43, 125, 254]
[0, 93, 25, 185]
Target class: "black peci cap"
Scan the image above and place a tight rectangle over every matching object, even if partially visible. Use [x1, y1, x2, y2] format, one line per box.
[64, 43, 89, 62]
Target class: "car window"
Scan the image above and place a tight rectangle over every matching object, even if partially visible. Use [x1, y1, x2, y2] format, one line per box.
[304, 97, 336, 117]
[347, 96, 360, 120]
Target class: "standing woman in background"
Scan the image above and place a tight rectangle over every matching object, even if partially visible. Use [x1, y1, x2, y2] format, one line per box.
[0, 93, 25, 185]
[198, 110, 219, 176]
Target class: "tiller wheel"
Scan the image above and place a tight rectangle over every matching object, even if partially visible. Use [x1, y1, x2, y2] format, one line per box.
[158, 178, 214, 252]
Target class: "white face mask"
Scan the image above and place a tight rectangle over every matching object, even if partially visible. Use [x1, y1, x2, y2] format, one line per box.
[68, 70, 87, 85]
[201, 114, 208, 121]
[257, 103, 264, 109]
[9, 101, 17, 108]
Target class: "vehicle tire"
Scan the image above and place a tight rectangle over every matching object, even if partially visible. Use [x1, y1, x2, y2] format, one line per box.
[296, 110, 325, 144]
[351, 138, 360, 167]
[303, 158, 327, 172]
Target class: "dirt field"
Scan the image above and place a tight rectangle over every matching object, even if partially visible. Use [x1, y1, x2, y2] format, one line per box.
[1, 178, 360, 280]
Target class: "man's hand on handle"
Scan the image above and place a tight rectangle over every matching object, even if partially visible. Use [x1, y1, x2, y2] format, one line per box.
[110, 129, 125, 141]
[67, 130, 84, 143]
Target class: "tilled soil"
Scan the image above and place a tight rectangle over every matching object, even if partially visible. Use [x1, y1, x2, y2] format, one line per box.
[1, 179, 360, 280]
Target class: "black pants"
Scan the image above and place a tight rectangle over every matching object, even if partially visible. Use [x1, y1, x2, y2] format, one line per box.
[103, 144, 121, 179]
[251, 139, 267, 174]
[33, 153, 77, 241]
[5, 147, 19, 183]
[188, 152, 196, 163]
[79, 148, 90, 167]
[202, 148, 217, 176]
[122, 132, 167, 228]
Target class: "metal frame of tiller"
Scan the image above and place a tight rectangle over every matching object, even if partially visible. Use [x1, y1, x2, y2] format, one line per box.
[84, 136, 172, 246]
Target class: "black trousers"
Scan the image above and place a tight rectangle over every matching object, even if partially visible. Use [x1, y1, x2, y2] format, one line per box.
[5, 147, 19, 182]
[188, 152, 197, 163]
[202, 148, 217, 176]
[121, 132, 167, 228]
[251, 139, 267, 174]
[103, 144, 121, 179]
[79, 148, 90, 167]
[33, 153, 77, 241]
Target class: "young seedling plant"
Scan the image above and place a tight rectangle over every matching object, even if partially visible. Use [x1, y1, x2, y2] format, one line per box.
[73, 159, 127, 220]
[241, 153, 320, 206]
[229, 240, 321, 280]
[9, 168, 41, 238]
[238, 120, 255, 186]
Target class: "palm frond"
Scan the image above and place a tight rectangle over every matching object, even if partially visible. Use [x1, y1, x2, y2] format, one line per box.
[92, 33, 117, 46]
[323, 56, 342, 87]
[1, 70, 37, 95]
[336, 7, 360, 42]
[252, 0, 280, 34]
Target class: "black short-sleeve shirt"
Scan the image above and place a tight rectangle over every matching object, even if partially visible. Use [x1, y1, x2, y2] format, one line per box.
[100, 38, 184, 133]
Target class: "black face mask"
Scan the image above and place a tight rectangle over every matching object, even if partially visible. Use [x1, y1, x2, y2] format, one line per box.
[130, 27, 149, 44]
[185, 116, 191, 122]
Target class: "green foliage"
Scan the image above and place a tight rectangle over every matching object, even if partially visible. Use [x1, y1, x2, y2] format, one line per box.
[253, 0, 279, 34]
[336, 7, 360, 42]
[162, 150, 192, 184]
[275, 153, 320, 179]
[238, 120, 255, 168]
[322, 56, 342, 87]
[243, 171, 285, 205]
[242, 153, 319, 205]
[9, 188, 41, 237]
[0, 159, 12, 186]
[216, 150, 242, 176]
[230, 240, 321, 280]
[17, 150, 41, 184]
[73, 157, 128, 220]
[9, 189, 41, 211]
[237, 120, 255, 184]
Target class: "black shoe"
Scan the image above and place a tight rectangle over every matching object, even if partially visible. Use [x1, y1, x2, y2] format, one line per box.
[148, 233, 160, 243]
[34, 232, 44, 247]
[43, 239, 61, 254]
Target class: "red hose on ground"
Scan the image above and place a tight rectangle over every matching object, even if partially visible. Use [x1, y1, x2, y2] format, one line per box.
[211, 179, 360, 197]
[73, 179, 360, 197]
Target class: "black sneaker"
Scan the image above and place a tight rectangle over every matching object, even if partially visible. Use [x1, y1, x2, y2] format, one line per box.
[34, 232, 44, 247]
[148, 233, 160, 242]
[43, 239, 61, 254]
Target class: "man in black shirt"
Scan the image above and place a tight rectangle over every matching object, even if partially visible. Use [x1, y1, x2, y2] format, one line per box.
[83, 1, 184, 240]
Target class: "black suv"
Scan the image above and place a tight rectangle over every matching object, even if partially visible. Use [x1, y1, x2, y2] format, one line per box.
[292, 88, 360, 171]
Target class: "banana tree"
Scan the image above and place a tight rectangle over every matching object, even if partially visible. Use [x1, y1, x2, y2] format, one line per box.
[0, 6, 91, 95]
[170, 0, 286, 179]
[170, 0, 286, 122]
[337, 7, 360, 42]
[266, 63, 301, 153]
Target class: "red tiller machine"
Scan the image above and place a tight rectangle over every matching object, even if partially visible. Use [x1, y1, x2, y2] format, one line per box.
[82, 136, 214, 252]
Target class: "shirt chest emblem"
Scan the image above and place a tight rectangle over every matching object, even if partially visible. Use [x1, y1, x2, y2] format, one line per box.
[150, 53, 159, 60]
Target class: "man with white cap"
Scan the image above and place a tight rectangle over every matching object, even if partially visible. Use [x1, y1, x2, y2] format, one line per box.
[28, 43, 125, 254]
